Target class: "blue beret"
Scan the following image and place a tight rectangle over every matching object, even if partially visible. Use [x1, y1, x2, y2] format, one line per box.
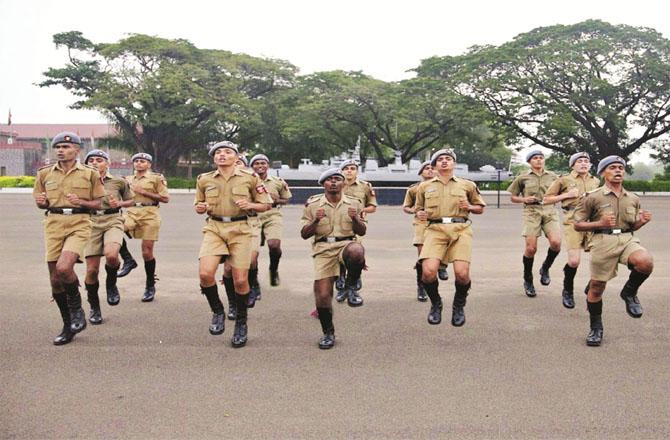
[417, 160, 432, 175]
[597, 155, 626, 175]
[249, 154, 270, 166]
[525, 149, 544, 162]
[430, 149, 457, 166]
[318, 168, 345, 185]
[51, 132, 81, 148]
[339, 159, 359, 170]
[131, 152, 153, 162]
[569, 152, 590, 168]
[209, 141, 239, 156]
[84, 149, 110, 163]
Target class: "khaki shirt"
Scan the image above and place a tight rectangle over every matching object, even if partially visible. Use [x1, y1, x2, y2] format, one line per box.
[301, 194, 363, 247]
[259, 174, 292, 219]
[403, 183, 419, 209]
[545, 170, 600, 219]
[574, 186, 640, 230]
[507, 169, 558, 209]
[415, 176, 486, 219]
[100, 174, 134, 210]
[33, 162, 106, 208]
[126, 172, 169, 204]
[343, 179, 377, 207]
[195, 168, 273, 217]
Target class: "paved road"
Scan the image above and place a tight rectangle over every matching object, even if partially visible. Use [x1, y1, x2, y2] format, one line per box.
[2, 194, 669, 439]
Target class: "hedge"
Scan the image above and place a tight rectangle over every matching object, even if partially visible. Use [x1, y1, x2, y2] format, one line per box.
[0, 176, 36, 187]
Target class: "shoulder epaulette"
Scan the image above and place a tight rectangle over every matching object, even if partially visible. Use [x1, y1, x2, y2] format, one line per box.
[38, 164, 53, 171]
[408, 182, 419, 189]
[83, 164, 98, 171]
[238, 168, 255, 176]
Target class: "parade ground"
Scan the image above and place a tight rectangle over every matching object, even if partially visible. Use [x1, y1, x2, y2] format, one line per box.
[1, 193, 669, 439]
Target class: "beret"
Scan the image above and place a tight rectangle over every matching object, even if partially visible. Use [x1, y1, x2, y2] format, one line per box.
[417, 160, 432, 175]
[51, 132, 81, 148]
[209, 140, 239, 156]
[131, 152, 153, 162]
[525, 149, 544, 162]
[430, 149, 457, 166]
[84, 149, 109, 163]
[597, 155, 626, 175]
[569, 152, 590, 168]
[318, 168, 345, 185]
[249, 154, 270, 166]
[339, 159, 359, 170]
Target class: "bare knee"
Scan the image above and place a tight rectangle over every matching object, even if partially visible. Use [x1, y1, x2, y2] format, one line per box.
[344, 244, 365, 265]
[105, 254, 120, 268]
[422, 260, 438, 283]
[525, 245, 537, 257]
[453, 270, 470, 285]
[630, 253, 654, 274]
[267, 240, 281, 251]
[549, 239, 561, 251]
[588, 280, 606, 298]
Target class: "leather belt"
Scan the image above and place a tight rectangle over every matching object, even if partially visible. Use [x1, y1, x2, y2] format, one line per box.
[45, 208, 90, 215]
[315, 236, 355, 244]
[524, 201, 544, 206]
[92, 208, 122, 216]
[134, 202, 159, 207]
[428, 217, 468, 225]
[593, 228, 633, 235]
[562, 206, 575, 211]
[208, 215, 249, 223]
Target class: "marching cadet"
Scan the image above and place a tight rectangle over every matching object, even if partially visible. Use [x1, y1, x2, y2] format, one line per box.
[121, 153, 170, 302]
[337, 159, 377, 306]
[508, 150, 561, 297]
[415, 149, 486, 327]
[33, 132, 105, 345]
[195, 141, 273, 348]
[250, 154, 292, 287]
[301, 168, 367, 349]
[82, 150, 135, 324]
[543, 152, 600, 309]
[573, 156, 653, 347]
[402, 161, 434, 302]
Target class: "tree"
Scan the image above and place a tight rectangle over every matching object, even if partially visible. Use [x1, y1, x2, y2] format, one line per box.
[416, 20, 670, 163]
[40, 32, 296, 172]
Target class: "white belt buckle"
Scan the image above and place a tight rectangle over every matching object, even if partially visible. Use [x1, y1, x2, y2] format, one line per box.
[135, 202, 143, 207]
[222, 216, 232, 222]
[442, 217, 453, 224]
[96, 210, 105, 216]
[62, 208, 73, 215]
[612, 228, 622, 234]
[326, 237, 336, 243]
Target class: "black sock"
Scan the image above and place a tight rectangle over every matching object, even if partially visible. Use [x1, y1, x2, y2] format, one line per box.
[454, 281, 470, 307]
[316, 307, 333, 334]
[53, 293, 70, 325]
[542, 248, 560, 270]
[63, 280, 82, 310]
[423, 280, 441, 306]
[345, 263, 363, 287]
[415, 262, 423, 287]
[269, 248, 282, 272]
[587, 300, 603, 329]
[523, 256, 534, 282]
[622, 269, 650, 297]
[85, 282, 100, 310]
[201, 285, 224, 314]
[105, 264, 118, 289]
[222, 276, 236, 304]
[248, 267, 259, 288]
[144, 259, 156, 288]
[235, 293, 248, 322]
[563, 264, 577, 292]
[119, 239, 133, 262]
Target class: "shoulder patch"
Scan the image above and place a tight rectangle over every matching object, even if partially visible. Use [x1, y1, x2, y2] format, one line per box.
[307, 194, 323, 203]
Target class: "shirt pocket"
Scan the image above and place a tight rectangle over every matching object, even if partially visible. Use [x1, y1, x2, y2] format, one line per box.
[623, 206, 637, 224]
[524, 181, 539, 195]
[71, 178, 90, 199]
[316, 217, 332, 236]
[339, 214, 354, 236]
[232, 185, 250, 201]
[45, 180, 59, 203]
[204, 186, 219, 206]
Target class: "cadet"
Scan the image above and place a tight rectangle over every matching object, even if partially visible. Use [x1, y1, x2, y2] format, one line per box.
[402, 160, 434, 302]
[573, 156, 653, 347]
[301, 168, 367, 349]
[33, 132, 105, 345]
[120, 153, 170, 302]
[543, 152, 600, 309]
[195, 141, 273, 348]
[250, 154, 292, 287]
[415, 149, 486, 327]
[508, 150, 561, 297]
[337, 159, 377, 306]
[82, 150, 135, 324]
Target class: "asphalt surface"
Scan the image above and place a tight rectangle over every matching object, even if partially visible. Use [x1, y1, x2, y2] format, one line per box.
[1, 193, 669, 439]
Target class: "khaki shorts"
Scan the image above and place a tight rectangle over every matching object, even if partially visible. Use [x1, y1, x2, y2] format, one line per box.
[84, 214, 125, 257]
[124, 206, 161, 241]
[260, 212, 283, 244]
[312, 240, 356, 280]
[199, 219, 253, 269]
[522, 208, 560, 237]
[412, 221, 428, 246]
[43, 214, 92, 262]
[563, 222, 591, 251]
[249, 217, 261, 252]
[589, 232, 645, 282]
[419, 223, 473, 264]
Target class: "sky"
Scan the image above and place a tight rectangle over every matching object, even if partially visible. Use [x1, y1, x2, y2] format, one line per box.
[1, 0, 669, 161]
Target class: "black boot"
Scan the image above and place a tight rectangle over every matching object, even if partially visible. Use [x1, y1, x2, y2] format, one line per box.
[620, 268, 649, 318]
[424, 280, 442, 325]
[105, 264, 121, 305]
[64, 281, 86, 334]
[345, 262, 364, 307]
[201, 285, 225, 335]
[415, 262, 427, 302]
[142, 259, 156, 302]
[53, 293, 75, 345]
[452, 281, 470, 327]
[85, 282, 103, 325]
[316, 307, 335, 349]
[247, 267, 260, 307]
[232, 293, 249, 348]
[586, 301, 603, 347]
[222, 276, 237, 320]
[523, 256, 536, 297]
[335, 264, 347, 302]
[269, 247, 281, 286]
[539, 248, 559, 286]
[562, 264, 577, 309]
[117, 239, 138, 278]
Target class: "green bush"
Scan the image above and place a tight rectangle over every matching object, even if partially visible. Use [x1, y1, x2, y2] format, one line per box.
[166, 177, 196, 189]
[0, 176, 35, 187]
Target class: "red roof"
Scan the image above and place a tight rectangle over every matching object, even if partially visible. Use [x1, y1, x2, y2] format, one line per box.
[0, 140, 41, 150]
[0, 124, 118, 139]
